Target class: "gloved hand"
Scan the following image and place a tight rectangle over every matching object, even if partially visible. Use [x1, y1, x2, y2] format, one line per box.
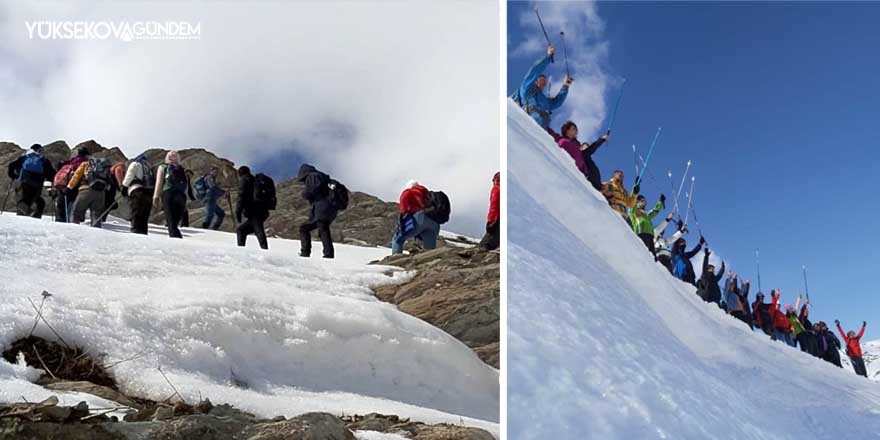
[863, 321, 867, 327]
[835, 319, 840, 326]
[677, 219, 684, 230]
[699, 236, 706, 245]
[632, 180, 641, 195]
[659, 193, 666, 204]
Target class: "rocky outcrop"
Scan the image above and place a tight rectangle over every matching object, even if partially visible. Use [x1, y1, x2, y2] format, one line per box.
[372, 247, 500, 368]
[344, 413, 494, 439]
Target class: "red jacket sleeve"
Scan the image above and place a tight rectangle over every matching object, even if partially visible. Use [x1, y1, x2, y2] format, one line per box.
[857, 325, 866, 340]
[487, 184, 500, 224]
[837, 323, 847, 340]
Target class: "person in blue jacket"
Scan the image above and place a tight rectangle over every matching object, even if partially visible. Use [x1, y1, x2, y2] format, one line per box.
[517, 45, 573, 130]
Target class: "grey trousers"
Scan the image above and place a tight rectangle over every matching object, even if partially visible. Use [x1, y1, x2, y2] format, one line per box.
[72, 187, 106, 227]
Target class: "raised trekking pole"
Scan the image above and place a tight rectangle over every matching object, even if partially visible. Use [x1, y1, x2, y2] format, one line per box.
[683, 176, 695, 225]
[632, 145, 640, 177]
[534, 7, 554, 62]
[676, 160, 692, 209]
[636, 127, 662, 185]
[638, 153, 658, 183]
[667, 171, 681, 216]
[756, 249, 762, 293]
[607, 79, 627, 134]
[803, 265, 811, 304]
[560, 31, 570, 77]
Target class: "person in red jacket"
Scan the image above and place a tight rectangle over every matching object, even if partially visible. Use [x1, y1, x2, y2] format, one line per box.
[836, 320, 868, 377]
[479, 172, 500, 251]
[391, 180, 440, 254]
[769, 290, 793, 346]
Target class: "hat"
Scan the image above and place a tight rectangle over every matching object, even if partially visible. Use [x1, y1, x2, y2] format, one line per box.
[405, 180, 419, 190]
[30, 144, 43, 152]
[785, 304, 793, 313]
[77, 148, 91, 157]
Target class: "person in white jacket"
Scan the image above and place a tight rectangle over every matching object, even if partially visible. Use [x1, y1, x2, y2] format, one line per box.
[121, 154, 155, 235]
[653, 213, 685, 273]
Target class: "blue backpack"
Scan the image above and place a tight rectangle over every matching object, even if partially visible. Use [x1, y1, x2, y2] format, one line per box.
[20, 153, 44, 179]
[193, 175, 209, 200]
[672, 254, 687, 279]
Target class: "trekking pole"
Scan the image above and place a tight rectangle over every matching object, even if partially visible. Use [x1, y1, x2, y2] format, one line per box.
[667, 171, 681, 217]
[683, 176, 695, 225]
[632, 145, 640, 178]
[91, 197, 121, 227]
[227, 192, 237, 229]
[0, 182, 13, 215]
[534, 7, 554, 62]
[803, 265, 811, 304]
[560, 31, 570, 77]
[607, 79, 627, 134]
[636, 127, 662, 185]
[756, 249, 762, 293]
[676, 160, 692, 209]
[690, 199, 704, 237]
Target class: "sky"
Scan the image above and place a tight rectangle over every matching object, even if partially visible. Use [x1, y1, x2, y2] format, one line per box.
[509, 1, 880, 338]
[0, 1, 500, 236]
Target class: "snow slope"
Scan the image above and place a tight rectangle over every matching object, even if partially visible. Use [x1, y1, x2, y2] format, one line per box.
[507, 101, 880, 439]
[0, 215, 498, 434]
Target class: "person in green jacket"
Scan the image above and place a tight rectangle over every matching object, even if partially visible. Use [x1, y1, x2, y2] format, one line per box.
[630, 193, 666, 256]
[786, 305, 805, 349]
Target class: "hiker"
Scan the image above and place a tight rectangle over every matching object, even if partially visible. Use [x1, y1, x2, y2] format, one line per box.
[816, 321, 843, 367]
[798, 302, 819, 357]
[479, 172, 500, 251]
[653, 214, 682, 272]
[670, 236, 704, 285]
[53, 149, 91, 222]
[66, 153, 112, 227]
[391, 180, 447, 255]
[6, 144, 56, 218]
[836, 320, 867, 377]
[786, 305, 805, 349]
[298, 164, 342, 258]
[696, 248, 725, 305]
[235, 166, 275, 250]
[752, 292, 773, 336]
[738, 280, 754, 329]
[122, 154, 155, 235]
[630, 193, 665, 256]
[769, 290, 794, 345]
[97, 163, 121, 224]
[551, 121, 610, 191]
[723, 274, 752, 327]
[194, 167, 226, 230]
[516, 45, 572, 130]
[602, 170, 639, 222]
[152, 151, 189, 238]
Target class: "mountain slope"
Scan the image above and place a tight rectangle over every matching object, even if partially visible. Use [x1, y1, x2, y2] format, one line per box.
[506, 101, 880, 439]
[0, 214, 498, 435]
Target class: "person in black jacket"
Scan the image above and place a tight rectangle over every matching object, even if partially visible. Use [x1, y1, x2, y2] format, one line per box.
[698, 248, 725, 305]
[7, 144, 56, 218]
[297, 164, 337, 259]
[752, 292, 773, 336]
[815, 321, 843, 367]
[797, 302, 819, 357]
[581, 130, 610, 192]
[235, 166, 269, 250]
[670, 236, 704, 285]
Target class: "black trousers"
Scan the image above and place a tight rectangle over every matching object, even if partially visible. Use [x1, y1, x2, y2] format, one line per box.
[129, 189, 153, 235]
[17, 183, 45, 218]
[237, 212, 269, 249]
[850, 356, 868, 377]
[479, 220, 500, 251]
[299, 221, 334, 258]
[638, 233, 656, 256]
[162, 191, 187, 239]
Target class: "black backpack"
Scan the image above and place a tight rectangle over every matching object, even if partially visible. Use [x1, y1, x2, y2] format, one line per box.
[164, 164, 188, 194]
[328, 179, 349, 211]
[424, 190, 451, 224]
[254, 173, 277, 210]
[86, 157, 112, 191]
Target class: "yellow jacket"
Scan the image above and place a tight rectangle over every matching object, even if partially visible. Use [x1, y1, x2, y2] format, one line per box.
[602, 179, 637, 218]
[67, 162, 91, 190]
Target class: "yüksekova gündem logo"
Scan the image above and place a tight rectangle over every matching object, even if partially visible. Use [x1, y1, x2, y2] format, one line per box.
[25, 21, 201, 42]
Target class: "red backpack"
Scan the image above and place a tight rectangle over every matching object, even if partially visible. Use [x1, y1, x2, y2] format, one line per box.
[53, 156, 87, 190]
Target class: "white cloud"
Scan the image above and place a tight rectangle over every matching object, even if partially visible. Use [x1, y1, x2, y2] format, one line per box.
[0, 1, 499, 236]
[510, 1, 618, 137]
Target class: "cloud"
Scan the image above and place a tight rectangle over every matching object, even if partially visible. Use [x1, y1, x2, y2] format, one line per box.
[0, 1, 499, 236]
[509, 2, 617, 137]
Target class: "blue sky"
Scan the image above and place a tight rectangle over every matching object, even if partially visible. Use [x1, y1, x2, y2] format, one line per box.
[509, 2, 880, 338]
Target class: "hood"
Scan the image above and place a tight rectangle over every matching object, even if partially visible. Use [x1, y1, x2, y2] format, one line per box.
[298, 164, 318, 181]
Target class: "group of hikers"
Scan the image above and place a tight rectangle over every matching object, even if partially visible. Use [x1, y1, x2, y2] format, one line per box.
[514, 44, 871, 379]
[6, 144, 501, 258]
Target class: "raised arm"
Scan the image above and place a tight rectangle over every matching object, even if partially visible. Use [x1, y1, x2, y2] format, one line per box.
[715, 261, 726, 280]
[548, 85, 569, 110]
[520, 55, 552, 99]
[857, 323, 866, 340]
[836, 322, 847, 340]
[583, 134, 608, 156]
[647, 200, 664, 220]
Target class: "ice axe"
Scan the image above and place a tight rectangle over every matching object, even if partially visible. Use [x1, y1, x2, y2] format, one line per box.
[535, 6, 554, 62]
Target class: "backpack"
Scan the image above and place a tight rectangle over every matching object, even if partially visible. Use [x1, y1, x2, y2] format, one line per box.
[511, 83, 540, 108]
[53, 156, 87, 190]
[253, 173, 277, 210]
[86, 157, 112, 191]
[163, 163, 188, 193]
[20, 153, 44, 179]
[424, 190, 451, 224]
[130, 158, 155, 189]
[328, 179, 349, 211]
[672, 254, 687, 279]
[193, 175, 209, 200]
[111, 162, 127, 187]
